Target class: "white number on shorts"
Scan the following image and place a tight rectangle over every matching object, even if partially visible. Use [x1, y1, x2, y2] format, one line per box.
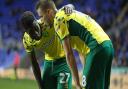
[59, 73, 70, 83]
[82, 75, 86, 87]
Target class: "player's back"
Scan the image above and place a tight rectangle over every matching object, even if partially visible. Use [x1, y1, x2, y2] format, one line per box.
[54, 9, 110, 50]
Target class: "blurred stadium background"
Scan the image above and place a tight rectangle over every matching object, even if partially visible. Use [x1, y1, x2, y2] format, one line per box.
[0, 0, 128, 89]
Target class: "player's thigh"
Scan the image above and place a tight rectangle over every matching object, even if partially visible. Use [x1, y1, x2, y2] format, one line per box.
[56, 62, 72, 89]
[82, 47, 110, 89]
[41, 61, 57, 89]
[104, 47, 114, 89]
[42, 76, 57, 89]
[104, 58, 112, 89]
[57, 72, 72, 89]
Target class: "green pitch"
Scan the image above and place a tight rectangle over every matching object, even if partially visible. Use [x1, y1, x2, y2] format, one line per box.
[0, 78, 38, 89]
[0, 78, 75, 89]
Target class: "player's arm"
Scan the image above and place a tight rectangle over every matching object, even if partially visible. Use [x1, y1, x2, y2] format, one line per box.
[62, 36, 81, 89]
[54, 13, 81, 88]
[28, 50, 43, 89]
[23, 39, 43, 89]
[21, 12, 43, 89]
[79, 52, 85, 68]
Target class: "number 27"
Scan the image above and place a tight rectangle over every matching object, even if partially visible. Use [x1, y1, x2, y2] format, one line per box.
[59, 73, 70, 83]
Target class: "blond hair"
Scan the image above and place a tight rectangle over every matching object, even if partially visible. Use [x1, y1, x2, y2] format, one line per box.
[35, 0, 56, 12]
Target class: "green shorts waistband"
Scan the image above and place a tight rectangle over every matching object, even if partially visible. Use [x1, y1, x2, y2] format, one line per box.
[44, 57, 66, 65]
[90, 40, 113, 54]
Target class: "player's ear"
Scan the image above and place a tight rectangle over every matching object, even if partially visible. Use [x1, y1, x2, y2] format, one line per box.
[47, 9, 52, 15]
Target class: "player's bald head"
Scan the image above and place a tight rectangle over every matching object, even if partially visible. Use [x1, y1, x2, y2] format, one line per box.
[21, 11, 36, 29]
[20, 11, 42, 40]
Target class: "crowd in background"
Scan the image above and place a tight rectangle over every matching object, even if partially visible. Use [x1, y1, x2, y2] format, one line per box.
[0, 0, 127, 68]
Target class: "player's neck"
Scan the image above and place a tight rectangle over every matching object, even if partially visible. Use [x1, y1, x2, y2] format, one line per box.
[52, 9, 57, 20]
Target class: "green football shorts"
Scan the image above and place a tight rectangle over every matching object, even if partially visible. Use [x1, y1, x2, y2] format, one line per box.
[82, 40, 114, 89]
[41, 57, 72, 89]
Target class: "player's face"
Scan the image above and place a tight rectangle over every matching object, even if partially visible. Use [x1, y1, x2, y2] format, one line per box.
[37, 8, 53, 26]
[26, 20, 42, 40]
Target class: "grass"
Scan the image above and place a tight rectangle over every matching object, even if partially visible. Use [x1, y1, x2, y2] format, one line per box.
[0, 78, 38, 89]
[0, 78, 75, 89]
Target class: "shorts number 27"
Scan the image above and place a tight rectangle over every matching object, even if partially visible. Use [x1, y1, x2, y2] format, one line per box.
[59, 73, 70, 83]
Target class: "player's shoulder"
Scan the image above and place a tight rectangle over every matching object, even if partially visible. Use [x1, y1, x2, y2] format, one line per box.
[54, 9, 68, 29]
[55, 9, 78, 22]
[23, 32, 31, 40]
[23, 32, 33, 45]
[56, 9, 65, 17]
[55, 9, 67, 21]
[23, 32, 34, 53]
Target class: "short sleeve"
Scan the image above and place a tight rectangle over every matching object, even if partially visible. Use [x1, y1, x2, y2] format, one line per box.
[23, 33, 33, 53]
[54, 15, 69, 40]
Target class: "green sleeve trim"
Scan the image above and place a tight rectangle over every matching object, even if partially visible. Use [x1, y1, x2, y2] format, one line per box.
[61, 35, 70, 43]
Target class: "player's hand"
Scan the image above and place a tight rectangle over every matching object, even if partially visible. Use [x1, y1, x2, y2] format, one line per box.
[39, 87, 43, 89]
[38, 83, 43, 89]
[76, 86, 82, 89]
[64, 4, 74, 14]
[76, 85, 82, 89]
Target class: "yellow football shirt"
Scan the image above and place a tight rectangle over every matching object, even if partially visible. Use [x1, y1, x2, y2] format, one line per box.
[54, 9, 110, 50]
[23, 19, 65, 60]
[23, 19, 89, 61]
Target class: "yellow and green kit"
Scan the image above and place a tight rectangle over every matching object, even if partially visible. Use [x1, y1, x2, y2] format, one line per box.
[23, 19, 88, 89]
[54, 9, 114, 89]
